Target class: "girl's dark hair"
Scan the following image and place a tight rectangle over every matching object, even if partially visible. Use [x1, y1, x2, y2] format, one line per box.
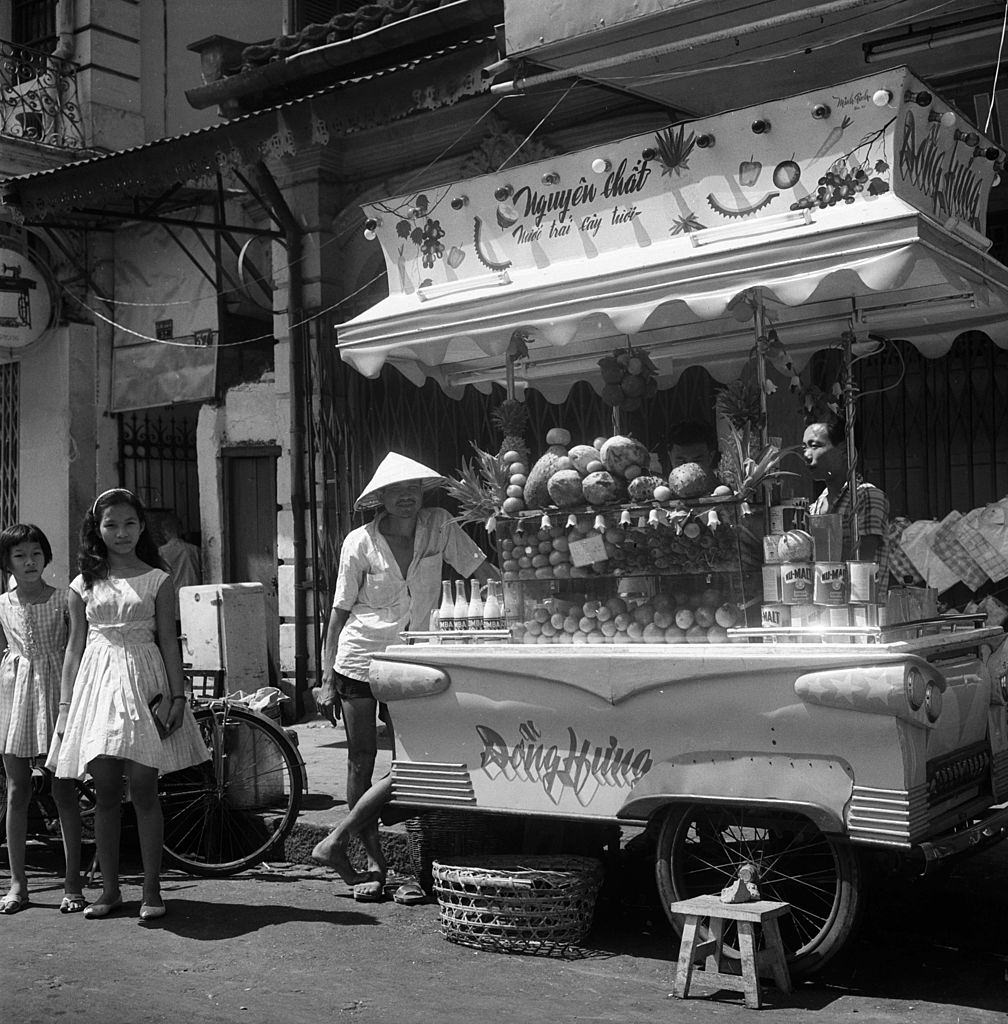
[79, 488, 165, 588]
[0, 523, 53, 572]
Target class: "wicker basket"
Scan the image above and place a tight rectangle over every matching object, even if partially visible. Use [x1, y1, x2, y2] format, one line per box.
[406, 810, 514, 892]
[433, 855, 604, 956]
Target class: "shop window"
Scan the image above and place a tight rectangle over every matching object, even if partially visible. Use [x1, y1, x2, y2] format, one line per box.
[118, 405, 200, 543]
[11, 0, 56, 53]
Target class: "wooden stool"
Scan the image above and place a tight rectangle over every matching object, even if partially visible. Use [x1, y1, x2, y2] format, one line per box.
[669, 894, 792, 1009]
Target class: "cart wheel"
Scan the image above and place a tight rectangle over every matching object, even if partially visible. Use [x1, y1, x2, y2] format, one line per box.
[654, 803, 862, 977]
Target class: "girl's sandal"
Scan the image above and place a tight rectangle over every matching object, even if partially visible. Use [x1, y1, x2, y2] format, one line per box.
[59, 894, 88, 914]
[1, 893, 29, 914]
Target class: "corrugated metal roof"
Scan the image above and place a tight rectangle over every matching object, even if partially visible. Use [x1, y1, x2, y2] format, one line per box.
[4, 35, 493, 187]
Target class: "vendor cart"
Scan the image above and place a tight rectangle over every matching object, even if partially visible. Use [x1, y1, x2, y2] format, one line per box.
[336, 68, 1008, 975]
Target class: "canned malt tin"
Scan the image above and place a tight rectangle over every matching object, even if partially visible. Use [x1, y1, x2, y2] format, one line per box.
[824, 606, 851, 627]
[790, 604, 823, 633]
[779, 562, 814, 604]
[762, 564, 783, 602]
[761, 603, 792, 628]
[813, 561, 849, 606]
[848, 561, 879, 603]
[769, 498, 809, 534]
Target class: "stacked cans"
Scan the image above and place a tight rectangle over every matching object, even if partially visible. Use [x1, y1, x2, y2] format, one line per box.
[761, 506, 883, 639]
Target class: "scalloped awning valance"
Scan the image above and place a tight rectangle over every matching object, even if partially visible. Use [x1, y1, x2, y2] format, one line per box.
[336, 68, 1008, 400]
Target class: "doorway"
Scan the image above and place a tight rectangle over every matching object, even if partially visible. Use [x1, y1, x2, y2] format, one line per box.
[222, 445, 280, 687]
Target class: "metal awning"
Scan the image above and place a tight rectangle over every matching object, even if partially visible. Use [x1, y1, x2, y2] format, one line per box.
[336, 67, 1008, 400]
[1, 36, 496, 224]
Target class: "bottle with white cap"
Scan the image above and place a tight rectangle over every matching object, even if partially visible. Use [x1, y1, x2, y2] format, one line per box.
[482, 580, 504, 630]
[466, 580, 484, 631]
[438, 580, 455, 632]
[453, 580, 469, 631]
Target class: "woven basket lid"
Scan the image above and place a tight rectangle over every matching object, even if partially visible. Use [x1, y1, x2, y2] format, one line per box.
[355, 452, 445, 511]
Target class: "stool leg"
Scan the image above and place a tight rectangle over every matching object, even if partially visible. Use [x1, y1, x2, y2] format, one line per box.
[737, 921, 762, 1009]
[673, 915, 701, 1000]
[705, 916, 726, 974]
[761, 917, 792, 995]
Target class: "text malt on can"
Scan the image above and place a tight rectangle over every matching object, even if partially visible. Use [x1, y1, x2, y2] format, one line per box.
[780, 562, 814, 605]
[761, 603, 792, 628]
[813, 561, 849, 606]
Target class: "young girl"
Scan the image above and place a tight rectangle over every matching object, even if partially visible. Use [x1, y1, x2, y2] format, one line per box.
[51, 489, 208, 921]
[0, 523, 83, 914]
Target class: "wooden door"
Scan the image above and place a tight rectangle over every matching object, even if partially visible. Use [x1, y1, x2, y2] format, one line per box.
[222, 446, 280, 686]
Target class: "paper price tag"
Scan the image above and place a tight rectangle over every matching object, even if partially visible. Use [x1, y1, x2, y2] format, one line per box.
[568, 533, 608, 567]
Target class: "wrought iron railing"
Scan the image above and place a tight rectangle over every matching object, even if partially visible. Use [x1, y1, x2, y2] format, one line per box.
[0, 38, 84, 149]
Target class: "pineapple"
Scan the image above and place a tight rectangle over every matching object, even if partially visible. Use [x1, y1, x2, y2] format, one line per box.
[491, 398, 530, 465]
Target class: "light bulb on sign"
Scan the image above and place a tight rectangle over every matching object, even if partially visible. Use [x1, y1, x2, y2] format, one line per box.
[871, 89, 893, 107]
[450, 195, 469, 210]
[811, 103, 831, 120]
[541, 171, 560, 185]
[591, 157, 611, 174]
[929, 109, 957, 128]
[363, 217, 380, 240]
[696, 133, 715, 148]
[750, 118, 771, 135]
[904, 90, 932, 107]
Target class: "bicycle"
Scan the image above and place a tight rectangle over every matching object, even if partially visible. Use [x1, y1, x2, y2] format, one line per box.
[157, 674, 306, 877]
[1, 678, 305, 879]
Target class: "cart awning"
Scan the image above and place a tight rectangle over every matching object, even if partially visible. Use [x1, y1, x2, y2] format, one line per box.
[335, 68, 1008, 400]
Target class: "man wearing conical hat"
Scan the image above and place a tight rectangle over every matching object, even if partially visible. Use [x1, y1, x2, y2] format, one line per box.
[315, 452, 494, 900]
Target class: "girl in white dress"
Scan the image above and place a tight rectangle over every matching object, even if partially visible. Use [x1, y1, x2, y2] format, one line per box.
[0, 524, 83, 914]
[52, 489, 208, 921]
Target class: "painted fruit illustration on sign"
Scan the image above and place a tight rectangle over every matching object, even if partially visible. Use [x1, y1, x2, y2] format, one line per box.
[772, 158, 801, 189]
[738, 156, 762, 186]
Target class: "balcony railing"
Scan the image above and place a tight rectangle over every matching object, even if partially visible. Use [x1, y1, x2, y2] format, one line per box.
[0, 39, 84, 149]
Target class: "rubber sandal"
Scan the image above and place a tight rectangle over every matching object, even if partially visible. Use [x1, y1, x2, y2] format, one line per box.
[59, 894, 87, 914]
[83, 896, 123, 919]
[352, 873, 387, 903]
[392, 881, 425, 906]
[1, 893, 29, 914]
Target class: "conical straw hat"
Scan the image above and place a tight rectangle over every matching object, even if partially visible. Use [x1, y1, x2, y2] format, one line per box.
[354, 452, 445, 511]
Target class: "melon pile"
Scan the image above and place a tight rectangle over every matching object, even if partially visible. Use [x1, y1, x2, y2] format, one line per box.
[499, 429, 727, 515]
[513, 587, 742, 645]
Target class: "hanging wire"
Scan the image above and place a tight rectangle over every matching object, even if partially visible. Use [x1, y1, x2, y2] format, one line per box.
[984, 0, 1008, 134]
[58, 266, 387, 347]
[496, 80, 578, 172]
[54, 97, 508, 310]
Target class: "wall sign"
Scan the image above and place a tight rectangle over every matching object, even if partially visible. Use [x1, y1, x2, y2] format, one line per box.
[0, 247, 53, 349]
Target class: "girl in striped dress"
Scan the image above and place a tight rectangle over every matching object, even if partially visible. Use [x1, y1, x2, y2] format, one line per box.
[0, 524, 83, 914]
[52, 490, 208, 922]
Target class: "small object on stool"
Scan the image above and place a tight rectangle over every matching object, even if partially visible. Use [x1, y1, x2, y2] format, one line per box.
[669, 894, 791, 1009]
[720, 862, 761, 904]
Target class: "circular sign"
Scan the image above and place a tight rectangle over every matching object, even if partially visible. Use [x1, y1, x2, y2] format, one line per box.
[0, 247, 54, 349]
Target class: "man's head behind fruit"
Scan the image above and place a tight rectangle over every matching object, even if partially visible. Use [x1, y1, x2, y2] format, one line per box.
[802, 415, 850, 480]
[668, 419, 718, 473]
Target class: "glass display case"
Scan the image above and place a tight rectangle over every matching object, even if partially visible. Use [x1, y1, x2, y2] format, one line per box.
[497, 498, 761, 645]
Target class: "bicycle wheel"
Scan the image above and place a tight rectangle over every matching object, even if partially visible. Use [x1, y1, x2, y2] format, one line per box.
[159, 705, 303, 876]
